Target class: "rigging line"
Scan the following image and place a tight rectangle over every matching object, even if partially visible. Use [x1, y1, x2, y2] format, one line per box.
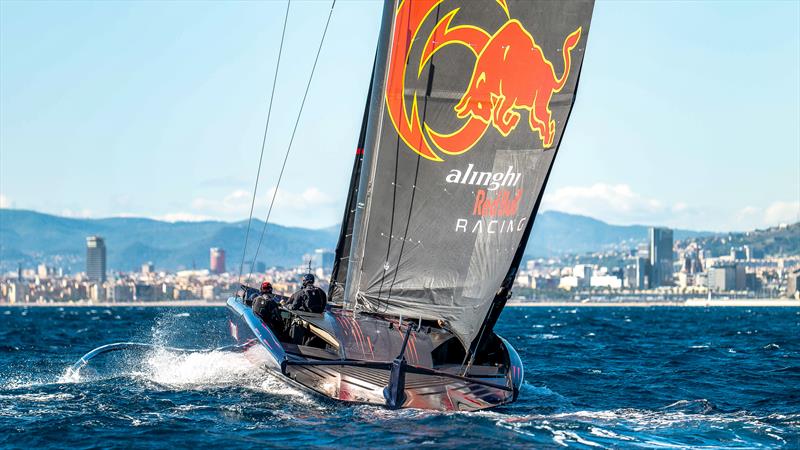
[248, 0, 337, 279]
[238, 0, 292, 284]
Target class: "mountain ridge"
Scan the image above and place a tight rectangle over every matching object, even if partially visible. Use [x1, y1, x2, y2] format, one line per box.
[0, 208, 713, 272]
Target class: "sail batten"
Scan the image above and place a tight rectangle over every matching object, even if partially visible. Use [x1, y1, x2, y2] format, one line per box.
[338, 0, 594, 347]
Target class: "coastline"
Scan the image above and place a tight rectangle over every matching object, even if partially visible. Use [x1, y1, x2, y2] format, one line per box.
[507, 299, 800, 307]
[1, 299, 799, 308]
[0, 300, 227, 307]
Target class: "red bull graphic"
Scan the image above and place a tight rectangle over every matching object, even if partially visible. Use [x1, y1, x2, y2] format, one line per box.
[385, 0, 582, 162]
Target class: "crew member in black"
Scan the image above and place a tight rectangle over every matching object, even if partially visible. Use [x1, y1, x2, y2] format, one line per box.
[286, 273, 327, 313]
[252, 281, 283, 330]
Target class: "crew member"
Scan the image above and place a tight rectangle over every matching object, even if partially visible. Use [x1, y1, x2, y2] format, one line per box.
[252, 281, 282, 330]
[287, 273, 327, 313]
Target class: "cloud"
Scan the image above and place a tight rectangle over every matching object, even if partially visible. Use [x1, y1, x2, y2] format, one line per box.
[191, 189, 251, 216]
[156, 213, 215, 222]
[737, 201, 800, 229]
[187, 186, 338, 226]
[734, 201, 800, 230]
[0, 194, 10, 208]
[764, 201, 800, 225]
[265, 186, 334, 211]
[541, 183, 669, 223]
[60, 208, 94, 218]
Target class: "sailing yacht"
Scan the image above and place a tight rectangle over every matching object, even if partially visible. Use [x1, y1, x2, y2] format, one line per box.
[227, 0, 593, 411]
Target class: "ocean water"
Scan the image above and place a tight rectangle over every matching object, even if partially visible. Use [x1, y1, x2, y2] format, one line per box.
[0, 306, 798, 449]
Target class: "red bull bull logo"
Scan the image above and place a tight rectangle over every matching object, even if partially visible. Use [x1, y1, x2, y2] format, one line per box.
[385, 0, 582, 162]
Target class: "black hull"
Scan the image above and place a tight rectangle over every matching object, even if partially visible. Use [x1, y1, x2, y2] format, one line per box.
[226, 297, 523, 411]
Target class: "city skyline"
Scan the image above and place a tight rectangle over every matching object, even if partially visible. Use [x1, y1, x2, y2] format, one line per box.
[5, 221, 798, 305]
[1, 1, 798, 232]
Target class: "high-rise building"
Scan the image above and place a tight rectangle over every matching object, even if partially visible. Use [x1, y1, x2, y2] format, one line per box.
[141, 262, 154, 275]
[648, 227, 673, 288]
[635, 256, 649, 289]
[86, 236, 107, 282]
[37, 264, 50, 279]
[313, 248, 335, 273]
[210, 248, 226, 274]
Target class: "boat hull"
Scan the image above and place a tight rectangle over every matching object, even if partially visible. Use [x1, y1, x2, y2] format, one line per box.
[226, 297, 523, 411]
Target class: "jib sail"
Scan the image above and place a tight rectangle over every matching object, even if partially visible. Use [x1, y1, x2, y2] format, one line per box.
[336, 0, 594, 348]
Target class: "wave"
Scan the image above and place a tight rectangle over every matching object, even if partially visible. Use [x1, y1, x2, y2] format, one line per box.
[465, 396, 796, 448]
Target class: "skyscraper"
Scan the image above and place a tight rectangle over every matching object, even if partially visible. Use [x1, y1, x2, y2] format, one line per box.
[313, 248, 335, 273]
[210, 248, 226, 274]
[649, 227, 673, 288]
[86, 236, 107, 282]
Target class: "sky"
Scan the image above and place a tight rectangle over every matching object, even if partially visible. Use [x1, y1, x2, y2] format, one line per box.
[1, 0, 798, 232]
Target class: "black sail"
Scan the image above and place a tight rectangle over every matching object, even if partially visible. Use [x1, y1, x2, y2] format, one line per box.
[342, 0, 594, 347]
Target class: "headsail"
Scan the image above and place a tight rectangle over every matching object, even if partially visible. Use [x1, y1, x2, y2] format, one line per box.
[338, 0, 594, 347]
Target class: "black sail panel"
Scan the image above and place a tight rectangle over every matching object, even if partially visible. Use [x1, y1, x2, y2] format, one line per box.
[346, 0, 594, 347]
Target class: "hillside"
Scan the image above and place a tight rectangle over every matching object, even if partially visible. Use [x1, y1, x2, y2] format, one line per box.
[525, 211, 708, 256]
[682, 223, 800, 257]
[0, 208, 714, 273]
[0, 209, 339, 272]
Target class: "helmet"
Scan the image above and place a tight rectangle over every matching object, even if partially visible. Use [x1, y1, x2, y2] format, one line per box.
[260, 281, 273, 293]
[302, 273, 315, 285]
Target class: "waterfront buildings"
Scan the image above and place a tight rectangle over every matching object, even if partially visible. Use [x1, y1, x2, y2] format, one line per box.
[787, 268, 800, 299]
[86, 236, 106, 282]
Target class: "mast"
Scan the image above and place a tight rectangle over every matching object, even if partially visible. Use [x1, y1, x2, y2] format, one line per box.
[343, 0, 397, 311]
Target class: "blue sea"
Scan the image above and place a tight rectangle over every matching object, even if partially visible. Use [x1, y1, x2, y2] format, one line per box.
[1, 306, 798, 449]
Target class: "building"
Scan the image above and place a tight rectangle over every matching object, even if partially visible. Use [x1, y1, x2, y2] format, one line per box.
[210, 248, 226, 274]
[251, 261, 266, 274]
[86, 236, 107, 282]
[313, 248, 335, 273]
[573, 264, 593, 280]
[626, 256, 649, 289]
[787, 268, 800, 299]
[515, 273, 534, 288]
[730, 247, 747, 261]
[90, 283, 106, 302]
[708, 264, 748, 292]
[141, 262, 155, 275]
[134, 283, 155, 301]
[202, 285, 219, 300]
[649, 227, 673, 288]
[111, 284, 133, 302]
[37, 264, 51, 280]
[590, 275, 622, 289]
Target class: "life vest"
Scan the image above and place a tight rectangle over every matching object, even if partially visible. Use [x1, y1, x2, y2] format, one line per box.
[301, 286, 326, 313]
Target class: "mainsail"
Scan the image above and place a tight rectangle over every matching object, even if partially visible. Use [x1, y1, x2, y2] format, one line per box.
[333, 0, 594, 348]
